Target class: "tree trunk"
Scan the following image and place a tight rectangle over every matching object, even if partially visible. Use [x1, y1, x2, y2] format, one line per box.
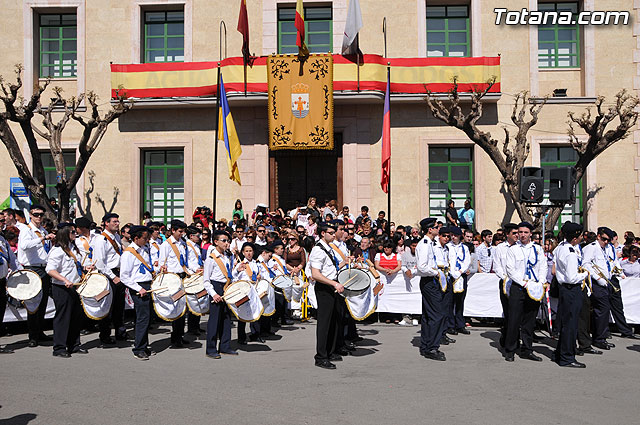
[58, 187, 71, 222]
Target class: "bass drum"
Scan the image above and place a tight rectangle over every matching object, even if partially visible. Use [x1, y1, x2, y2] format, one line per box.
[7, 269, 43, 314]
[256, 279, 275, 317]
[77, 272, 112, 320]
[224, 280, 263, 322]
[271, 274, 294, 302]
[183, 273, 210, 316]
[151, 273, 187, 321]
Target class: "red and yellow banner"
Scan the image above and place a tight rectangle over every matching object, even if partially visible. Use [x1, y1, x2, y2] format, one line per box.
[111, 55, 500, 99]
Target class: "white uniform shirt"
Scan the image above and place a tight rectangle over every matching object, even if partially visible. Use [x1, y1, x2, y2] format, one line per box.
[554, 241, 588, 285]
[150, 239, 162, 269]
[433, 239, 449, 268]
[448, 241, 470, 280]
[416, 235, 438, 277]
[92, 230, 122, 279]
[0, 235, 18, 279]
[203, 248, 234, 297]
[45, 245, 82, 286]
[309, 240, 339, 281]
[186, 240, 203, 274]
[17, 222, 50, 266]
[505, 241, 548, 287]
[75, 235, 94, 261]
[230, 237, 247, 254]
[492, 241, 511, 280]
[158, 236, 188, 274]
[233, 259, 260, 282]
[269, 254, 288, 275]
[330, 240, 349, 263]
[257, 255, 276, 279]
[120, 242, 155, 293]
[582, 242, 622, 286]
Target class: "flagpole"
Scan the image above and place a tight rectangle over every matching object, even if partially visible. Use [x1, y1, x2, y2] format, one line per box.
[356, 35, 360, 93]
[386, 62, 391, 233]
[212, 62, 221, 223]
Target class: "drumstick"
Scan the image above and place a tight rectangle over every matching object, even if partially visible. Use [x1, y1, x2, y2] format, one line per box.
[334, 274, 359, 293]
[136, 286, 168, 295]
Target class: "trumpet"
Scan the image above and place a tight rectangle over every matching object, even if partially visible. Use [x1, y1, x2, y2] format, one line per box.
[591, 261, 621, 293]
[612, 265, 623, 276]
[577, 266, 592, 292]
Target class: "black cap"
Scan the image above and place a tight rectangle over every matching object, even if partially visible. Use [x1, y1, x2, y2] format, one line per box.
[102, 213, 119, 223]
[503, 223, 519, 232]
[449, 226, 462, 236]
[56, 222, 75, 230]
[518, 221, 534, 231]
[30, 204, 46, 212]
[75, 217, 91, 229]
[439, 227, 451, 235]
[330, 219, 345, 226]
[170, 219, 187, 230]
[262, 244, 275, 253]
[130, 225, 150, 238]
[419, 217, 437, 231]
[270, 240, 285, 249]
[185, 225, 200, 236]
[561, 221, 583, 236]
[597, 226, 615, 239]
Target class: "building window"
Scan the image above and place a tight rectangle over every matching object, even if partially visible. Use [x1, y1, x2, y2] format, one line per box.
[144, 10, 184, 63]
[40, 150, 77, 202]
[278, 7, 332, 54]
[39, 14, 77, 78]
[538, 2, 580, 68]
[143, 150, 184, 222]
[429, 147, 473, 220]
[540, 146, 583, 226]
[426, 5, 469, 57]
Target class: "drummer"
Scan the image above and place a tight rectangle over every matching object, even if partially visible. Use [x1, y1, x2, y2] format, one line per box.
[256, 244, 276, 336]
[158, 219, 190, 348]
[74, 216, 98, 334]
[185, 225, 204, 335]
[270, 239, 293, 327]
[120, 225, 156, 361]
[233, 242, 264, 344]
[45, 223, 91, 358]
[148, 222, 163, 270]
[203, 230, 238, 358]
[0, 230, 18, 353]
[92, 213, 126, 345]
[17, 204, 56, 347]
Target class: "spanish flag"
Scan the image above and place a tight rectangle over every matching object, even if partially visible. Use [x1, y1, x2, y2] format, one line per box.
[295, 0, 309, 59]
[218, 74, 242, 185]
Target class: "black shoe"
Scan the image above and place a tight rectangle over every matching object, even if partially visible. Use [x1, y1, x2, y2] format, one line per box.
[351, 336, 364, 342]
[0, 346, 14, 354]
[115, 332, 131, 341]
[423, 350, 446, 361]
[80, 329, 92, 336]
[221, 350, 239, 355]
[578, 347, 603, 355]
[282, 319, 294, 325]
[532, 333, 543, 342]
[100, 337, 116, 345]
[439, 337, 449, 345]
[248, 334, 266, 343]
[315, 360, 336, 369]
[606, 342, 615, 348]
[237, 339, 248, 345]
[262, 331, 277, 336]
[187, 329, 201, 336]
[329, 354, 343, 362]
[559, 361, 586, 368]
[592, 342, 610, 350]
[457, 328, 471, 335]
[145, 348, 157, 356]
[70, 347, 89, 354]
[499, 334, 506, 348]
[447, 328, 458, 335]
[520, 352, 543, 362]
[171, 340, 186, 349]
[133, 352, 149, 361]
[505, 353, 515, 362]
[621, 334, 639, 339]
[444, 335, 456, 344]
[345, 341, 357, 350]
[28, 339, 38, 348]
[206, 353, 221, 359]
[335, 348, 350, 356]
[53, 351, 71, 358]
[38, 333, 53, 342]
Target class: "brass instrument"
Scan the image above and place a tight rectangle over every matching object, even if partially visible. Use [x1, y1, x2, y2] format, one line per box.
[577, 266, 592, 292]
[590, 261, 621, 293]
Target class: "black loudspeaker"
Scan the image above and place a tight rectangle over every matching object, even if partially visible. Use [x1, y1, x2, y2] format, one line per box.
[519, 167, 544, 203]
[549, 167, 576, 203]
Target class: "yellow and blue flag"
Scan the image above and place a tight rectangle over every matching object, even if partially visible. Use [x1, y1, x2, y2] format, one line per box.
[218, 74, 242, 185]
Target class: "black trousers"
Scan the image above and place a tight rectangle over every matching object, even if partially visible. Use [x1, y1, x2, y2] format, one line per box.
[206, 281, 232, 355]
[187, 311, 201, 332]
[131, 282, 152, 354]
[237, 320, 260, 341]
[505, 284, 540, 355]
[443, 278, 454, 330]
[314, 282, 343, 361]
[273, 291, 289, 325]
[419, 276, 447, 353]
[451, 275, 468, 331]
[556, 283, 582, 365]
[499, 278, 510, 340]
[25, 266, 51, 340]
[609, 279, 632, 336]
[51, 284, 83, 354]
[259, 314, 272, 335]
[0, 277, 7, 333]
[577, 285, 593, 349]
[170, 272, 187, 342]
[591, 281, 610, 345]
[345, 315, 358, 342]
[101, 269, 126, 339]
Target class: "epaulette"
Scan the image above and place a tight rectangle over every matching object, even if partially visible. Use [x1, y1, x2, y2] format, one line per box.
[569, 247, 575, 253]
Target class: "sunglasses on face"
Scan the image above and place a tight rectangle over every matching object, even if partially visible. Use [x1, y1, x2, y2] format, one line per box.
[288, 237, 297, 241]
[218, 239, 230, 243]
[257, 229, 265, 233]
[31, 212, 45, 218]
[601, 237, 610, 243]
[326, 231, 335, 235]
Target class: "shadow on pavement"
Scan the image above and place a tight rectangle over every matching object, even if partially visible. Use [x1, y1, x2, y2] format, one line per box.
[354, 338, 380, 347]
[357, 329, 379, 336]
[0, 413, 37, 425]
[82, 338, 132, 350]
[349, 347, 377, 357]
[234, 342, 272, 352]
[479, 331, 503, 354]
[626, 344, 640, 352]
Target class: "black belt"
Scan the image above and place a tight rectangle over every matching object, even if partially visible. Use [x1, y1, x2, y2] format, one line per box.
[112, 268, 120, 275]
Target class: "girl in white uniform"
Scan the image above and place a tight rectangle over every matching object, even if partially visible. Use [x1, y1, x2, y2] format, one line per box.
[233, 243, 264, 344]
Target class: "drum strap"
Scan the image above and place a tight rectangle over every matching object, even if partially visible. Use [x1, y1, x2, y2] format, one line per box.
[187, 240, 204, 267]
[210, 252, 232, 285]
[273, 257, 289, 275]
[66, 249, 85, 278]
[168, 238, 190, 274]
[124, 247, 155, 277]
[30, 223, 50, 253]
[79, 236, 93, 260]
[329, 243, 347, 262]
[101, 232, 122, 256]
[316, 242, 340, 273]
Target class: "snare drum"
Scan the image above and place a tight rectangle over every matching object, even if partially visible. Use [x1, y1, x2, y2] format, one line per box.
[7, 269, 43, 314]
[224, 280, 263, 322]
[151, 273, 187, 321]
[271, 274, 294, 301]
[337, 267, 371, 297]
[526, 280, 545, 302]
[260, 280, 276, 317]
[77, 272, 112, 320]
[183, 273, 210, 316]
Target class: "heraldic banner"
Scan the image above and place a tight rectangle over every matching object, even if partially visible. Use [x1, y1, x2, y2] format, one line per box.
[267, 54, 334, 150]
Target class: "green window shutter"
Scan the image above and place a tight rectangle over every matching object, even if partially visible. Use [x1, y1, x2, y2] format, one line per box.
[278, 7, 332, 54]
[39, 14, 77, 78]
[143, 150, 185, 222]
[144, 11, 184, 63]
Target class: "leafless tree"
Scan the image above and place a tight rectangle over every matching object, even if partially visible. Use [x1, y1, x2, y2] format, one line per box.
[0, 64, 131, 222]
[425, 77, 638, 230]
